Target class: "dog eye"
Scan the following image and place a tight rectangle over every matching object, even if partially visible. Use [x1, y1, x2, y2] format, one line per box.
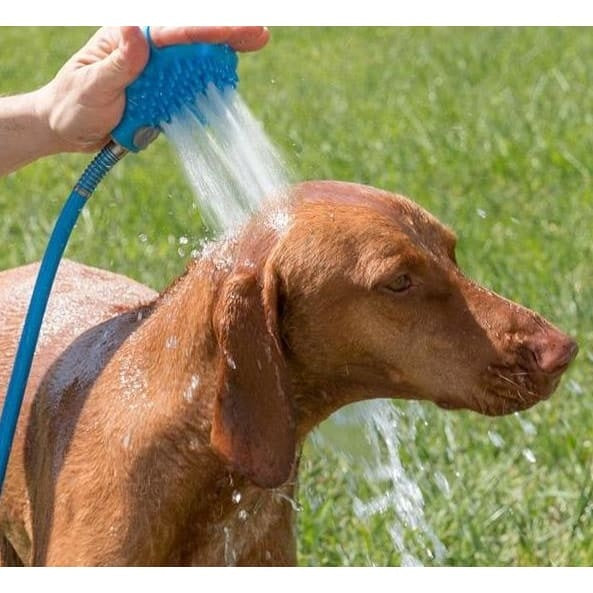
[385, 274, 412, 294]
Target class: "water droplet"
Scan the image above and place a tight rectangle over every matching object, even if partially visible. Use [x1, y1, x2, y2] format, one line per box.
[522, 448, 536, 463]
[238, 509, 248, 521]
[274, 491, 303, 512]
[165, 336, 178, 349]
[477, 208, 487, 219]
[232, 490, 242, 504]
[223, 526, 237, 566]
[267, 209, 291, 233]
[138, 233, 148, 243]
[434, 471, 451, 498]
[488, 430, 505, 448]
[183, 374, 200, 403]
[401, 553, 423, 567]
[178, 236, 189, 245]
[514, 413, 537, 436]
[122, 433, 131, 449]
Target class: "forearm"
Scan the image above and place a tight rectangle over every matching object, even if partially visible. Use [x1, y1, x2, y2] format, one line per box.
[0, 90, 57, 177]
[0, 27, 269, 179]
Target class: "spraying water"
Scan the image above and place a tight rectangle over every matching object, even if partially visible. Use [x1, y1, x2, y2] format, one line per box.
[162, 84, 290, 232]
[312, 400, 447, 565]
[162, 84, 444, 566]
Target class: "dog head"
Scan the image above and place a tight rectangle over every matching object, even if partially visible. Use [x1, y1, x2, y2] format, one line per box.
[209, 180, 577, 487]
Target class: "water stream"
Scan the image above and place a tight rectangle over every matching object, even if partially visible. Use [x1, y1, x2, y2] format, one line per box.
[312, 400, 447, 565]
[162, 84, 290, 233]
[162, 84, 444, 566]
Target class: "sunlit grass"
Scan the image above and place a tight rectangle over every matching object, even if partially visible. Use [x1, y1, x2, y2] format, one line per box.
[1, 26, 592, 566]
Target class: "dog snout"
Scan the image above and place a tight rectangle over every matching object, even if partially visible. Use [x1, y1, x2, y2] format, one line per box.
[525, 330, 578, 375]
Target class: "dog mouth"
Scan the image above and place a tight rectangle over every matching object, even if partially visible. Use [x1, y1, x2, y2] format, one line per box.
[473, 388, 544, 416]
[436, 363, 564, 417]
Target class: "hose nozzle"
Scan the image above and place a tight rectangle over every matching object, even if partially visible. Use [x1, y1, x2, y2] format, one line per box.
[111, 27, 238, 152]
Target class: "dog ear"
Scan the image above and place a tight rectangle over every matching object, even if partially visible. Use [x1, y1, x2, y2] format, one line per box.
[210, 262, 295, 488]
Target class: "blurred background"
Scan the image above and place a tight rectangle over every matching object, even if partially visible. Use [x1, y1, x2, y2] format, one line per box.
[1, 27, 592, 565]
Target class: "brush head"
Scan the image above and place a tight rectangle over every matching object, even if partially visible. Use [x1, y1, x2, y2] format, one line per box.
[112, 33, 238, 152]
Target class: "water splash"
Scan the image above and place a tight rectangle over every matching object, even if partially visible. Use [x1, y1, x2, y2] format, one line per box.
[522, 448, 536, 463]
[162, 84, 290, 233]
[161, 83, 443, 566]
[313, 400, 447, 565]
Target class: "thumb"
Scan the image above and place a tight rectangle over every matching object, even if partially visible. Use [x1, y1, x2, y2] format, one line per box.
[95, 27, 149, 93]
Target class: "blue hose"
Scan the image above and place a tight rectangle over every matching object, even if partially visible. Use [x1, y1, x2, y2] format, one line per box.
[0, 31, 239, 496]
[0, 142, 127, 491]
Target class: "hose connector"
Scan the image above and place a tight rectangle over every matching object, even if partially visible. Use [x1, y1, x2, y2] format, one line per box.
[74, 141, 128, 198]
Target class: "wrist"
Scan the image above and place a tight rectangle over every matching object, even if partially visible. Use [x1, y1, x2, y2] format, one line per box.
[28, 85, 68, 157]
[0, 89, 66, 177]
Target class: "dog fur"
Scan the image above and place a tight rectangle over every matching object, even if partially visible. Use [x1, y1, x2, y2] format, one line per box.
[0, 181, 577, 565]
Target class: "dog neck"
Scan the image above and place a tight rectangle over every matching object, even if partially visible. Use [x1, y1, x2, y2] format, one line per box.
[107, 248, 298, 564]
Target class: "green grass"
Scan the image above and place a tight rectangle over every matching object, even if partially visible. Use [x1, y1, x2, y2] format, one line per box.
[1, 27, 592, 566]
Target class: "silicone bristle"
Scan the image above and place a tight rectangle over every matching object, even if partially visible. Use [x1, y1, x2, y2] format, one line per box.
[112, 42, 238, 151]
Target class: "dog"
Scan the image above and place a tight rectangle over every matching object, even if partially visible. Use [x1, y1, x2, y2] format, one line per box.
[0, 181, 577, 565]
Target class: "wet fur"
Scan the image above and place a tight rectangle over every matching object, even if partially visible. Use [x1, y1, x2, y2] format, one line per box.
[0, 181, 576, 565]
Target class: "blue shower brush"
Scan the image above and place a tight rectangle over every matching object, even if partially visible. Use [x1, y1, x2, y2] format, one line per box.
[112, 28, 238, 151]
[0, 28, 239, 492]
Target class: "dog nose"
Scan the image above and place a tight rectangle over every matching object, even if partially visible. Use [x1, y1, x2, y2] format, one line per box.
[528, 332, 579, 374]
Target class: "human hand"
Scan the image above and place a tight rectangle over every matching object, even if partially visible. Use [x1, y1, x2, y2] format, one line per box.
[35, 26, 269, 154]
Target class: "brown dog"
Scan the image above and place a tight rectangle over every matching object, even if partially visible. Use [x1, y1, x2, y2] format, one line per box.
[0, 181, 577, 566]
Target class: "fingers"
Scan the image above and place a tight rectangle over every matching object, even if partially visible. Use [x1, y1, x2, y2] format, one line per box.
[116, 27, 150, 79]
[92, 26, 149, 92]
[149, 26, 270, 52]
[228, 27, 270, 52]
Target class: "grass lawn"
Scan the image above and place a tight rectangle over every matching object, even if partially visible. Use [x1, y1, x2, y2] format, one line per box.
[1, 26, 592, 566]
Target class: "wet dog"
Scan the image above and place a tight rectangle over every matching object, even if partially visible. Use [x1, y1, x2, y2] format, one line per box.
[0, 181, 577, 565]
